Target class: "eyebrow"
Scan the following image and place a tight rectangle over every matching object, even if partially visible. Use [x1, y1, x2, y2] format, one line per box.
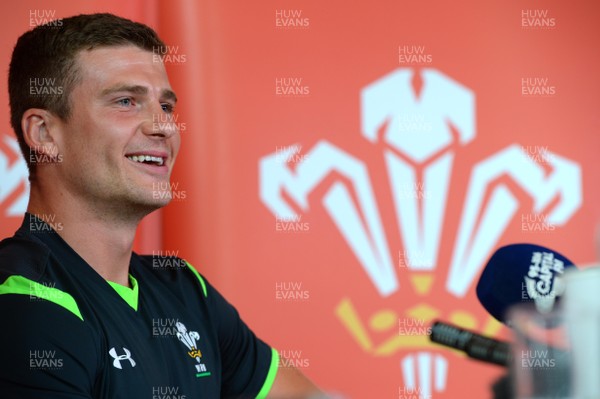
[101, 84, 178, 103]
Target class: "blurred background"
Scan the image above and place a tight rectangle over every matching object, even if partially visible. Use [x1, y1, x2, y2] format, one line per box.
[0, 1, 598, 397]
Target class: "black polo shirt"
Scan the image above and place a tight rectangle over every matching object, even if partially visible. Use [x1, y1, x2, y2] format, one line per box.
[0, 214, 278, 398]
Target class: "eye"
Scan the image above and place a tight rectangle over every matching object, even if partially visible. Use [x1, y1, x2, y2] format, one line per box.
[117, 97, 134, 107]
[161, 103, 175, 113]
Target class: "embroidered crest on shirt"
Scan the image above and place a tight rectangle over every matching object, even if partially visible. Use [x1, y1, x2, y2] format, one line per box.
[175, 322, 211, 377]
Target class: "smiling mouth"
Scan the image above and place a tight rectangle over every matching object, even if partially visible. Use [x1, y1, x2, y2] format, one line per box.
[126, 154, 165, 166]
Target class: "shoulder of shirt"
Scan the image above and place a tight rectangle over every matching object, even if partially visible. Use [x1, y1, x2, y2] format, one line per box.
[135, 254, 210, 298]
[0, 235, 88, 322]
[0, 234, 50, 282]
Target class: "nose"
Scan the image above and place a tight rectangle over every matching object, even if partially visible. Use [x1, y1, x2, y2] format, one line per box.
[141, 102, 179, 139]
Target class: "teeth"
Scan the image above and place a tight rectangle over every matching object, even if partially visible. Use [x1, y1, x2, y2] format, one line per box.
[127, 155, 164, 166]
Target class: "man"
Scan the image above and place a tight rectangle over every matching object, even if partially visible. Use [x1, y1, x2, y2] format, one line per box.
[0, 13, 322, 398]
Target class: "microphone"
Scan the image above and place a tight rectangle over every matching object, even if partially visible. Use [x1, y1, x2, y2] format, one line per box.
[476, 243, 575, 323]
[429, 320, 510, 367]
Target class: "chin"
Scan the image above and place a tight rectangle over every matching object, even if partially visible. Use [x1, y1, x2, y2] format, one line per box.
[143, 195, 172, 209]
[124, 199, 170, 221]
[155, 194, 175, 208]
[124, 191, 173, 215]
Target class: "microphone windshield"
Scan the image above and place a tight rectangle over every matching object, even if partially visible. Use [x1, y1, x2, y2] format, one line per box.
[476, 243, 575, 323]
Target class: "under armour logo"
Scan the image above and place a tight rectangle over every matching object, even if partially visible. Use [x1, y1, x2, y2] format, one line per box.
[109, 347, 136, 369]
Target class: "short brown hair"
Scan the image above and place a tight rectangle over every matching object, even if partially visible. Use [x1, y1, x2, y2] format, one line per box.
[8, 13, 166, 180]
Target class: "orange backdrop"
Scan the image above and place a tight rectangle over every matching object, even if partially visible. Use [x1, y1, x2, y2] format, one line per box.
[1, 1, 599, 398]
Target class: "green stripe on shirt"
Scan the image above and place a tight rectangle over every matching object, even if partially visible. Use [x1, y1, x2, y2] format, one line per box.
[0, 275, 83, 321]
[257, 348, 280, 399]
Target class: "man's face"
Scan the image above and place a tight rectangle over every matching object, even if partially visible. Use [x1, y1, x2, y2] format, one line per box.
[54, 45, 180, 215]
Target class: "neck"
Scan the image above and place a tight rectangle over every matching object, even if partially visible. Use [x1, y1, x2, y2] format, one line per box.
[27, 182, 146, 287]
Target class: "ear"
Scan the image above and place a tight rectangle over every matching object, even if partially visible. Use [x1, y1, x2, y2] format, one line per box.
[21, 108, 61, 159]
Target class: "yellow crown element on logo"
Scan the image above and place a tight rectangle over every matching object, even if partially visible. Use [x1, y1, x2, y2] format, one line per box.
[188, 349, 202, 359]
